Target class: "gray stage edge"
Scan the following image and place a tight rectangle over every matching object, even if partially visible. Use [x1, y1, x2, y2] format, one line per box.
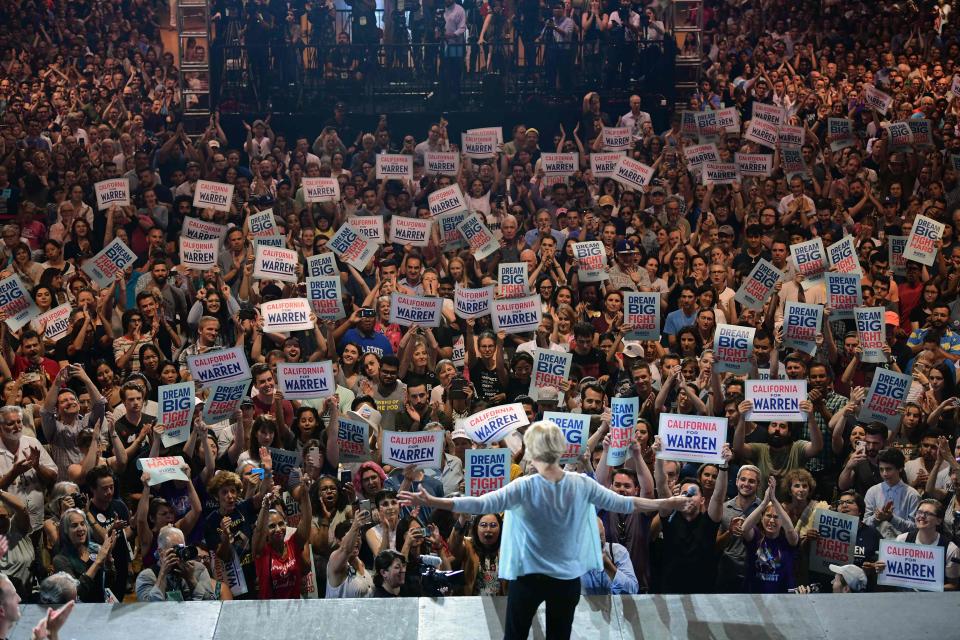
[10, 593, 959, 640]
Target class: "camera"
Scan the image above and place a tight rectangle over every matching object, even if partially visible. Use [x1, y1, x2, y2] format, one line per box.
[174, 544, 199, 562]
[68, 493, 87, 510]
[359, 308, 376, 318]
[419, 562, 464, 597]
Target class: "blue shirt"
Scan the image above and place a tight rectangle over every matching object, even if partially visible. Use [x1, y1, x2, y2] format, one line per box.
[663, 308, 697, 337]
[340, 328, 393, 358]
[863, 480, 919, 536]
[580, 542, 639, 594]
[452, 472, 635, 580]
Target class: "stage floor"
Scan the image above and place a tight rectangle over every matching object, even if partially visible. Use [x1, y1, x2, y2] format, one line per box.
[11, 593, 958, 639]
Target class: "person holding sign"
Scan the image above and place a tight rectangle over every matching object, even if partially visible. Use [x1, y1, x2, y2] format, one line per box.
[733, 399, 822, 486]
[252, 458, 314, 599]
[399, 421, 693, 640]
[741, 476, 800, 593]
[885, 499, 959, 590]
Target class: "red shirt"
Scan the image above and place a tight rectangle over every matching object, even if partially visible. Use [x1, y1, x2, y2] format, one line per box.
[898, 280, 924, 335]
[252, 393, 294, 428]
[12, 355, 60, 386]
[255, 535, 304, 599]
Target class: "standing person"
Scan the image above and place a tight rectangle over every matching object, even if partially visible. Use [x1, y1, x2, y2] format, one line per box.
[863, 448, 920, 537]
[716, 465, 761, 593]
[40, 364, 107, 478]
[441, 0, 466, 106]
[887, 499, 960, 590]
[399, 421, 692, 640]
[741, 476, 800, 593]
[252, 474, 313, 599]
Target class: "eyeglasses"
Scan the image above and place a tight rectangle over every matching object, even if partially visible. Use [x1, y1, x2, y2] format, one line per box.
[837, 498, 857, 505]
[916, 510, 938, 519]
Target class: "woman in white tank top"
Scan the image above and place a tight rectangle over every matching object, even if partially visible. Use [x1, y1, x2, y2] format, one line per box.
[326, 514, 374, 598]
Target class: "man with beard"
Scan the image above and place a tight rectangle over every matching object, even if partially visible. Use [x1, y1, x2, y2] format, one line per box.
[731, 224, 770, 274]
[41, 364, 107, 478]
[138, 259, 188, 333]
[598, 445, 655, 592]
[906, 302, 960, 361]
[732, 398, 822, 487]
[372, 356, 406, 431]
[715, 465, 761, 592]
[395, 383, 443, 432]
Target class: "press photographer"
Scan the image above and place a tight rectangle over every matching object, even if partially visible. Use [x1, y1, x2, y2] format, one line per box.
[136, 526, 218, 601]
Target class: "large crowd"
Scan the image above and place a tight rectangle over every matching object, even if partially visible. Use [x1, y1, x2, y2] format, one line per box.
[0, 0, 958, 636]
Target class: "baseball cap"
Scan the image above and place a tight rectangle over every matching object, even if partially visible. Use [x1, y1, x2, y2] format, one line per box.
[616, 239, 638, 253]
[451, 429, 471, 441]
[829, 564, 867, 592]
[252, 119, 266, 128]
[623, 341, 645, 358]
[882, 196, 897, 206]
[537, 387, 559, 405]
[598, 195, 616, 207]
[884, 311, 900, 326]
[650, 186, 666, 195]
[718, 225, 735, 236]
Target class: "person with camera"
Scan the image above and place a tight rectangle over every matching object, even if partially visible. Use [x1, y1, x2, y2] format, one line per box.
[252, 469, 313, 598]
[440, 0, 467, 106]
[326, 510, 375, 598]
[136, 525, 218, 601]
[537, 3, 576, 92]
[40, 364, 106, 479]
[603, 0, 640, 87]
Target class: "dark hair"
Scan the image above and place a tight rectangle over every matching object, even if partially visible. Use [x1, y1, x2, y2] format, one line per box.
[863, 423, 887, 439]
[573, 322, 595, 339]
[837, 490, 865, 516]
[877, 447, 905, 470]
[611, 468, 639, 487]
[251, 362, 272, 380]
[380, 355, 401, 370]
[84, 465, 114, 492]
[121, 309, 143, 333]
[373, 550, 406, 587]
[374, 489, 398, 508]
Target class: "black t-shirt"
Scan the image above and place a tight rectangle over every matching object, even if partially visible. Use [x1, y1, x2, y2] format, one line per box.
[203, 499, 258, 596]
[113, 414, 157, 497]
[571, 348, 609, 380]
[659, 512, 720, 594]
[89, 498, 131, 593]
[469, 362, 504, 401]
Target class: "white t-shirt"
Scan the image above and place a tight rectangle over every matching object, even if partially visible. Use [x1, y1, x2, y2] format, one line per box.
[904, 458, 951, 491]
[895, 532, 960, 581]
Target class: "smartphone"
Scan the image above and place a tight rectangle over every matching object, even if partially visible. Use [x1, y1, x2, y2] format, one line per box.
[250, 467, 265, 479]
[856, 441, 866, 455]
[359, 499, 372, 513]
[359, 308, 376, 318]
[339, 469, 352, 485]
[420, 527, 430, 537]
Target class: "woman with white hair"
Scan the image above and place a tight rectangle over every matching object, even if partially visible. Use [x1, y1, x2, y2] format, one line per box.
[400, 420, 693, 640]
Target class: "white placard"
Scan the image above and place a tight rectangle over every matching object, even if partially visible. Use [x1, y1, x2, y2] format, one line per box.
[381, 431, 445, 469]
[456, 214, 500, 260]
[611, 156, 653, 191]
[745, 380, 807, 422]
[349, 215, 385, 245]
[455, 285, 494, 319]
[713, 324, 756, 374]
[424, 151, 460, 176]
[187, 346, 251, 387]
[389, 216, 432, 247]
[179, 238, 218, 270]
[261, 298, 314, 333]
[428, 184, 468, 217]
[137, 456, 190, 486]
[253, 245, 299, 283]
[37, 304, 72, 342]
[458, 403, 529, 444]
[656, 413, 727, 464]
[601, 126, 631, 151]
[277, 361, 336, 399]
[81, 238, 136, 288]
[388, 293, 443, 327]
[375, 154, 413, 180]
[903, 214, 943, 266]
[877, 540, 944, 592]
[590, 152, 625, 178]
[302, 177, 341, 203]
[573, 241, 608, 282]
[193, 180, 234, 212]
[491, 295, 541, 334]
[329, 223, 377, 271]
[306, 276, 345, 321]
[529, 349, 572, 401]
[182, 217, 227, 242]
[94, 178, 130, 210]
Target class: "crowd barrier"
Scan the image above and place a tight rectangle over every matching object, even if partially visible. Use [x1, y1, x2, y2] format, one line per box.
[10, 593, 957, 639]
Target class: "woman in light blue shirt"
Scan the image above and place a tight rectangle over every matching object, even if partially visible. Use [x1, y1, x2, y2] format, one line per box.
[400, 421, 692, 640]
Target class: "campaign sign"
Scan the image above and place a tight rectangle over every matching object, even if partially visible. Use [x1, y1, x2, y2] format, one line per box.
[437, 210, 468, 251]
[590, 152, 624, 178]
[744, 118, 779, 149]
[451, 334, 466, 367]
[182, 217, 227, 243]
[623, 292, 660, 340]
[498, 263, 529, 298]
[744, 380, 807, 423]
[790, 237, 827, 288]
[306, 276, 345, 321]
[158, 382, 196, 447]
[179, 238, 218, 270]
[888, 235, 908, 276]
[248, 209, 277, 237]
[854, 306, 887, 364]
[137, 456, 190, 486]
[307, 252, 338, 278]
[82, 238, 136, 288]
[37, 304, 72, 342]
[703, 162, 739, 185]
[253, 245, 298, 283]
[382, 431, 445, 469]
[602, 126, 631, 151]
[886, 121, 913, 149]
[907, 119, 933, 148]
[302, 177, 340, 203]
[825, 273, 862, 320]
[864, 84, 893, 115]
[456, 214, 500, 260]
[460, 403, 529, 445]
[541, 153, 578, 176]
[904, 214, 943, 266]
[858, 368, 912, 429]
[683, 143, 720, 172]
[680, 111, 698, 137]
[734, 153, 773, 178]
[94, 178, 130, 210]
[277, 361, 335, 400]
[752, 102, 784, 127]
[0, 273, 38, 332]
[253, 234, 285, 249]
[781, 147, 808, 180]
[573, 241, 608, 282]
[337, 417, 370, 463]
[389, 216, 432, 247]
[953, 74, 960, 98]
[265, 447, 303, 486]
[424, 151, 460, 176]
[388, 293, 443, 327]
[491, 295, 541, 334]
[329, 223, 377, 271]
[529, 349, 572, 401]
[716, 107, 740, 133]
[694, 110, 720, 138]
[713, 324, 756, 374]
[778, 125, 804, 149]
[187, 347, 252, 388]
[461, 130, 498, 159]
[375, 154, 413, 180]
[734, 259, 784, 310]
[348, 215, 385, 245]
[809, 509, 858, 574]
[657, 413, 727, 464]
[261, 298, 313, 333]
[607, 397, 638, 466]
[543, 411, 589, 464]
[827, 236, 861, 275]
[783, 302, 822, 355]
[611, 156, 653, 191]
[878, 540, 944, 592]
[193, 180, 234, 212]
[200, 378, 250, 424]
[827, 118, 855, 151]
[465, 449, 510, 497]
[455, 285, 494, 319]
